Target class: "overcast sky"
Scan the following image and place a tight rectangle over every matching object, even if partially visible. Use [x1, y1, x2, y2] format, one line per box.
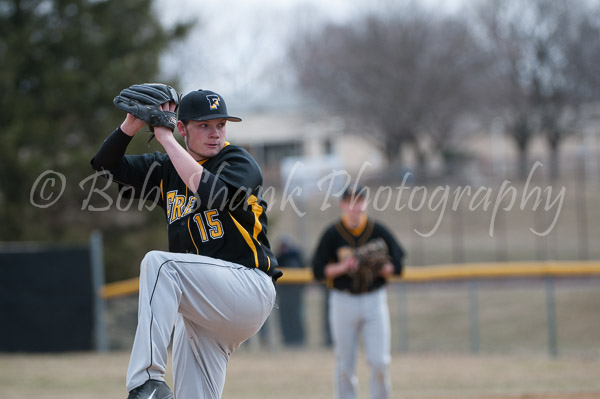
[156, 0, 465, 111]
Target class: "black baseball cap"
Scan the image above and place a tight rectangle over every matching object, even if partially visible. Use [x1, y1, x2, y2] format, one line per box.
[178, 89, 242, 122]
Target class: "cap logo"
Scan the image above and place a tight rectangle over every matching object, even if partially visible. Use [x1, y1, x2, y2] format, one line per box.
[206, 95, 221, 110]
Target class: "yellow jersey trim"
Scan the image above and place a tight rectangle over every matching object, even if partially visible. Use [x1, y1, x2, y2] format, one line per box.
[185, 185, 199, 255]
[188, 217, 199, 255]
[358, 220, 375, 246]
[247, 195, 263, 239]
[341, 214, 368, 237]
[229, 212, 259, 268]
[335, 222, 356, 248]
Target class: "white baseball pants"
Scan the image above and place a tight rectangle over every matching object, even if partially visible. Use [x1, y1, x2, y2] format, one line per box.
[329, 288, 391, 399]
[126, 250, 276, 399]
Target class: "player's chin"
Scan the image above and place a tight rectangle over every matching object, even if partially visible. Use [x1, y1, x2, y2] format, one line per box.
[201, 145, 222, 158]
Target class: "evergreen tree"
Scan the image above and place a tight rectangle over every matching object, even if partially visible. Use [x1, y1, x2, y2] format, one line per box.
[0, 0, 191, 279]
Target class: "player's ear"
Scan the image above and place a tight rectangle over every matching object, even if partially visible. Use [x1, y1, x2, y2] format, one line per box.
[177, 121, 186, 138]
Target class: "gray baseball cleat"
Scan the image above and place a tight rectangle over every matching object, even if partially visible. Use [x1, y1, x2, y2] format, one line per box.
[127, 379, 173, 399]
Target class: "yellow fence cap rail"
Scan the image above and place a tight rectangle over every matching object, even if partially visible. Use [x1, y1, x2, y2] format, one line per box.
[100, 261, 600, 299]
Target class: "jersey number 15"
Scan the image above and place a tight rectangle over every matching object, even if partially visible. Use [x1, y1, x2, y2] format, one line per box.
[193, 210, 224, 242]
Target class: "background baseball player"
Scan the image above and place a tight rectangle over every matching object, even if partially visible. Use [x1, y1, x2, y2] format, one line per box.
[91, 84, 281, 399]
[312, 185, 404, 399]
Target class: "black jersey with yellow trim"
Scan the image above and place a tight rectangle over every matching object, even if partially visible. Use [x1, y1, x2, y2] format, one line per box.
[311, 217, 404, 293]
[106, 143, 278, 276]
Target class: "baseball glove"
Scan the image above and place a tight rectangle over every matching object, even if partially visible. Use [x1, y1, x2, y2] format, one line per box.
[113, 83, 180, 132]
[351, 238, 390, 292]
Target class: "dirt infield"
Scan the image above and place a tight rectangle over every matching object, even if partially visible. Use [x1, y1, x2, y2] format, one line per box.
[1, 349, 600, 399]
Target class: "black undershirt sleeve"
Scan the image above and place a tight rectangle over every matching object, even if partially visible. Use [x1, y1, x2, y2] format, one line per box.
[90, 127, 133, 172]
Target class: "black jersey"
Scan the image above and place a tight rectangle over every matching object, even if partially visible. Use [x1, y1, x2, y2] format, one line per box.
[92, 128, 278, 277]
[312, 216, 404, 293]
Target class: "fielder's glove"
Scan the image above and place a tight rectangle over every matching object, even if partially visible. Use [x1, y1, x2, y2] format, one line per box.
[351, 238, 391, 292]
[113, 83, 180, 132]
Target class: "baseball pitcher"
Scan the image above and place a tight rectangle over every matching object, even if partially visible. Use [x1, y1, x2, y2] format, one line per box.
[91, 84, 281, 399]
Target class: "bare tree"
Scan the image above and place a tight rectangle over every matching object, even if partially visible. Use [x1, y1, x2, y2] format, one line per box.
[416, 17, 493, 177]
[473, 0, 600, 180]
[538, 0, 600, 179]
[473, 0, 542, 179]
[289, 7, 487, 181]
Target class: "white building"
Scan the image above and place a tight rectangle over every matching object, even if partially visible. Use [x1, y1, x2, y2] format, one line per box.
[226, 110, 385, 191]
